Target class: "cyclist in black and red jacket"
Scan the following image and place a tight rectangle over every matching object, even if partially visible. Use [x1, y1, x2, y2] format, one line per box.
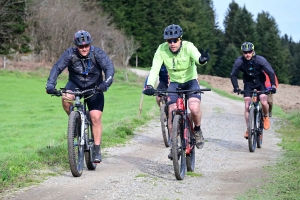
[230, 42, 276, 139]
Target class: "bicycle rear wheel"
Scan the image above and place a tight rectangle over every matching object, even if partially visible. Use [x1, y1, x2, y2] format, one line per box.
[248, 107, 257, 152]
[85, 111, 97, 170]
[160, 103, 171, 147]
[172, 115, 186, 180]
[68, 111, 84, 177]
[186, 114, 195, 172]
[257, 109, 263, 148]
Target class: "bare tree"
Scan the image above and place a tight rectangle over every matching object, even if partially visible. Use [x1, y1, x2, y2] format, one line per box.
[25, 0, 140, 67]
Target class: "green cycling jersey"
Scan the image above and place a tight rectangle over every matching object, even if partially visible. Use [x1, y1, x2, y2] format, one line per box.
[147, 41, 202, 86]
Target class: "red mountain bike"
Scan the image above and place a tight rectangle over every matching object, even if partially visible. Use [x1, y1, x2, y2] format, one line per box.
[156, 87, 211, 180]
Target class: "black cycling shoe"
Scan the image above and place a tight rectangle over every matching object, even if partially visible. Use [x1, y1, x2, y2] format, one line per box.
[194, 129, 204, 149]
[168, 149, 173, 160]
[93, 145, 102, 163]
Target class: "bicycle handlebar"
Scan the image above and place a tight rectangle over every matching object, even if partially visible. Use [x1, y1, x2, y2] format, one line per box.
[237, 89, 271, 95]
[154, 88, 211, 96]
[51, 87, 99, 97]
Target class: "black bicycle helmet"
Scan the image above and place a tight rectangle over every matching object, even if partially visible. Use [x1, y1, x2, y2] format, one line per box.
[163, 24, 183, 40]
[74, 30, 92, 46]
[241, 42, 254, 51]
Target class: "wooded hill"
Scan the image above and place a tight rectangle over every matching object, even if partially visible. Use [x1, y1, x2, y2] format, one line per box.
[1, 0, 300, 85]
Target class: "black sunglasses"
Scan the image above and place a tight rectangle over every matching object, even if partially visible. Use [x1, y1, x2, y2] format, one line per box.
[243, 50, 253, 54]
[166, 38, 180, 44]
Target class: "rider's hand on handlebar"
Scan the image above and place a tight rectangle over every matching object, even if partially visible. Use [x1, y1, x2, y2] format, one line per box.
[97, 82, 108, 92]
[143, 85, 155, 96]
[233, 87, 241, 94]
[270, 85, 276, 94]
[46, 83, 56, 94]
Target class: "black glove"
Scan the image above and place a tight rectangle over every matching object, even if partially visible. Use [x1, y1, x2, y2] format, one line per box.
[199, 48, 210, 64]
[270, 85, 276, 94]
[98, 82, 108, 92]
[143, 85, 155, 96]
[233, 87, 241, 94]
[46, 83, 56, 94]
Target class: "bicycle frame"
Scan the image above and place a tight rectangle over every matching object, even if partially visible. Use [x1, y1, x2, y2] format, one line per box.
[173, 93, 195, 155]
[239, 89, 269, 152]
[67, 90, 91, 150]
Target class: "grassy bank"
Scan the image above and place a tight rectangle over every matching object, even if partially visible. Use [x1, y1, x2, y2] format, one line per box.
[0, 68, 157, 192]
[200, 81, 300, 199]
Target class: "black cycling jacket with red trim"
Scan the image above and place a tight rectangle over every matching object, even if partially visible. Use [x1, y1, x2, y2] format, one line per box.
[230, 55, 276, 89]
[47, 46, 114, 89]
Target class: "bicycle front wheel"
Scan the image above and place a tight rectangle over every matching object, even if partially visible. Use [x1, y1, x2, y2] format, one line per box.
[248, 107, 257, 152]
[186, 114, 195, 172]
[172, 115, 186, 180]
[160, 103, 171, 147]
[257, 109, 263, 148]
[85, 111, 97, 170]
[68, 111, 84, 177]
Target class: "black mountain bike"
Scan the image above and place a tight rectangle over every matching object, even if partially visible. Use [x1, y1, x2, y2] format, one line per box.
[238, 89, 270, 152]
[52, 88, 98, 177]
[158, 93, 171, 147]
[156, 87, 211, 180]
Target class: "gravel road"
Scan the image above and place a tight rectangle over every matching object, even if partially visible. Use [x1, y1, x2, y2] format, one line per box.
[4, 69, 282, 200]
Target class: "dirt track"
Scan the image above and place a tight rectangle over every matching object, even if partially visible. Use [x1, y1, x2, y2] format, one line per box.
[2, 69, 283, 200]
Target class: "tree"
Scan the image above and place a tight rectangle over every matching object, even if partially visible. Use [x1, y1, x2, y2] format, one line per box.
[256, 12, 290, 84]
[0, 0, 30, 54]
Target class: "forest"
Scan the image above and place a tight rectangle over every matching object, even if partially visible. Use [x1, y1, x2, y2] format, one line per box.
[1, 0, 300, 85]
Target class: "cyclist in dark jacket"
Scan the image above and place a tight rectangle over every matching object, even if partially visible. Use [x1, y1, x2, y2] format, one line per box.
[230, 42, 276, 139]
[144, 64, 169, 106]
[46, 30, 115, 163]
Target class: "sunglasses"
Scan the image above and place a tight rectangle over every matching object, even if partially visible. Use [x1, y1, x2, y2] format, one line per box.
[166, 38, 180, 44]
[77, 44, 90, 49]
[243, 51, 253, 54]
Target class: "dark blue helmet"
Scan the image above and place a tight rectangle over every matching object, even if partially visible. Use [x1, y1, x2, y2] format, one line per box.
[74, 30, 92, 46]
[163, 24, 183, 40]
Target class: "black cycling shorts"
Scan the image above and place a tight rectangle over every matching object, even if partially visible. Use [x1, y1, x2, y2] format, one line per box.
[243, 83, 266, 98]
[156, 81, 168, 90]
[167, 79, 201, 104]
[65, 81, 104, 112]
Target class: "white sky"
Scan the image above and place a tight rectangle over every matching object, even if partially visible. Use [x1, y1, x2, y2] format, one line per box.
[213, 0, 300, 42]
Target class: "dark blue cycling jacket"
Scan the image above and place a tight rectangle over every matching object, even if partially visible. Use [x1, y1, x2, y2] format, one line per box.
[47, 45, 114, 89]
[144, 64, 169, 88]
[230, 55, 276, 88]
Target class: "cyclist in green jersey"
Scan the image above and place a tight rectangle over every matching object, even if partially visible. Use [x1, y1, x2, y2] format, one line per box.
[143, 24, 210, 158]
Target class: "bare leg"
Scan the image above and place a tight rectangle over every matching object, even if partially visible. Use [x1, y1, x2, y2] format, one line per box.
[188, 97, 201, 126]
[62, 92, 74, 115]
[89, 110, 103, 146]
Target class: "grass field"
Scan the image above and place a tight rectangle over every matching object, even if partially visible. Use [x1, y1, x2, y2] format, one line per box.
[0, 68, 157, 191]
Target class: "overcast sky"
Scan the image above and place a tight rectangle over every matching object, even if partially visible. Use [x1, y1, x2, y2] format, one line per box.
[213, 0, 300, 42]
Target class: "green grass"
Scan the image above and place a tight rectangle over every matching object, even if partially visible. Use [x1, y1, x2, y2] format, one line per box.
[0, 68, 157, 192]
[200, 80, 300, 199]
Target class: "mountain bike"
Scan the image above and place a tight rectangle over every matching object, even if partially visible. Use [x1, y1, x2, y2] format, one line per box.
[238, 89, 270, 152]
[156, 87, 211, 180]
[158, 93, 171, 147]
[52, 88, 98, 177]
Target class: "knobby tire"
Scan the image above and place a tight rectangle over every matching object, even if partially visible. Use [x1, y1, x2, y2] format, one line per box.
[256, 109, 263, 148]
[85, 111, 97, 170]
[68, 111, 84, 177]
[160, 103, 170, 147]
[248, 107, 256, 152]
[186, 113, 195, 172]
[172, 115, 186, 180]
